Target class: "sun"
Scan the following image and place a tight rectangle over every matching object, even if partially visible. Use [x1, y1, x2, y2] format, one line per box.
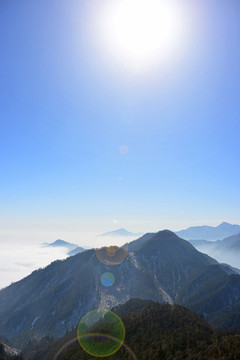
[96, 0, 186, 72]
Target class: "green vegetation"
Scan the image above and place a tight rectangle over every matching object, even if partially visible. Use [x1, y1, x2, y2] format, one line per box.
[23, 300, 240, 360]
[77, 310, 125, 357]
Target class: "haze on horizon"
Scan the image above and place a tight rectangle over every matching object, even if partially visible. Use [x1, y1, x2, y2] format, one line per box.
[0, 1, 240, 270]
[1, 221, 240, 290]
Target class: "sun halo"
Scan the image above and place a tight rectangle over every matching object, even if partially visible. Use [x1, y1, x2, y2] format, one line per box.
[97, 0, 186, 73]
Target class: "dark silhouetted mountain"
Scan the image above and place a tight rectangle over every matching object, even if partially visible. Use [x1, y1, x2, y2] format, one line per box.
[22, 299, 240, 360]
[127, 232, 154, 251]
[178, 265, 240, 321]
[176, 222, 240, 240]
[0, 230, 239, 348]
[206, 300, 240, 330]
[98, 228, 142, 237]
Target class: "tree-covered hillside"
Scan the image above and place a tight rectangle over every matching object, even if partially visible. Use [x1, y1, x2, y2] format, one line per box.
[23, 299, 240, 360]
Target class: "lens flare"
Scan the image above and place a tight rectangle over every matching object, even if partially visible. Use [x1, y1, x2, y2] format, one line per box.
[119, 144, 129, 154]
[53, 336, 137, 359]
[95, 244, 128, 265]
[101, 272, 115, 287]
[77, 309, 125, 357]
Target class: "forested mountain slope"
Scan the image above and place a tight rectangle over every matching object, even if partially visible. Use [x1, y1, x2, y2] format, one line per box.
[23, 299, 240, 360]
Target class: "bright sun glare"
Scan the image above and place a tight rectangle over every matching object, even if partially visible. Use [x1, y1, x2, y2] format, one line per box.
[97, 0, 186, 72]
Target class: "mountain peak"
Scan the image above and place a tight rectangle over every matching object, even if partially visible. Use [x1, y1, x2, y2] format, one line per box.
[128, 230, 188, 253]
[217, 221, 240, 229]
[115, 227, 129, 233]
[176, 222, 240, 240]
[99, 228, 142, 237]
[51, 239, 68, 245]
[131, 229, 200, 256]
[155, 229, 179, 237]
[43, 239, 78, 251]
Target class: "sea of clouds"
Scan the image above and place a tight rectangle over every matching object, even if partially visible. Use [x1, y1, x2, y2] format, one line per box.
[0, 242, 69, 290]
[0, 231, 138, 290]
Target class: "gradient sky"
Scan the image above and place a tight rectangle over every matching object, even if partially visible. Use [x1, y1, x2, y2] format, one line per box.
[1, 0, 240, 246]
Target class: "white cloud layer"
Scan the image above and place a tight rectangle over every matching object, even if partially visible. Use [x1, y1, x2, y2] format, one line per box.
[0, 232, 138, 290]
[0, 243, 69, 290]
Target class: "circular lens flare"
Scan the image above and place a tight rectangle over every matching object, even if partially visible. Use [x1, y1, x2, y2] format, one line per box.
[77, 310, 125, 357]
[101, 272, 115, 287]
[119, 144, 129, 154]
[53, 337, 137, 360]
[95, 244, 128, 266]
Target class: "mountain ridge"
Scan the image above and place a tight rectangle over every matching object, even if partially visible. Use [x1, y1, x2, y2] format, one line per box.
[42, 239, 85, 256]
[188, 232, 240, 269]
[42, 239, 78, 251]
[0, 230, 239, 348]
[98, 228, 143, 237]
[176, 222, 240, 240]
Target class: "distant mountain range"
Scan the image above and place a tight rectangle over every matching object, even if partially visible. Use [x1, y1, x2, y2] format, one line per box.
[175, 221, 240, 240]
[98, 228, 143, 237]
[42, 240, 85, 256]
[189, 233, 240, 251]
[0, 230, 239, 348]
[188, 233, 240, 269]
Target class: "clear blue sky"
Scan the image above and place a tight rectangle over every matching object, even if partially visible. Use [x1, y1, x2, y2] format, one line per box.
[0, 0, 240, 242]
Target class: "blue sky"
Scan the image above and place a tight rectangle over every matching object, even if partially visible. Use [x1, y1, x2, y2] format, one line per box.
[0, 0, 240, 244]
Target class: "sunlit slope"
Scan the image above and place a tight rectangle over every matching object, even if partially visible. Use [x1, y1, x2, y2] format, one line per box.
[0, 339, 22, 360]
